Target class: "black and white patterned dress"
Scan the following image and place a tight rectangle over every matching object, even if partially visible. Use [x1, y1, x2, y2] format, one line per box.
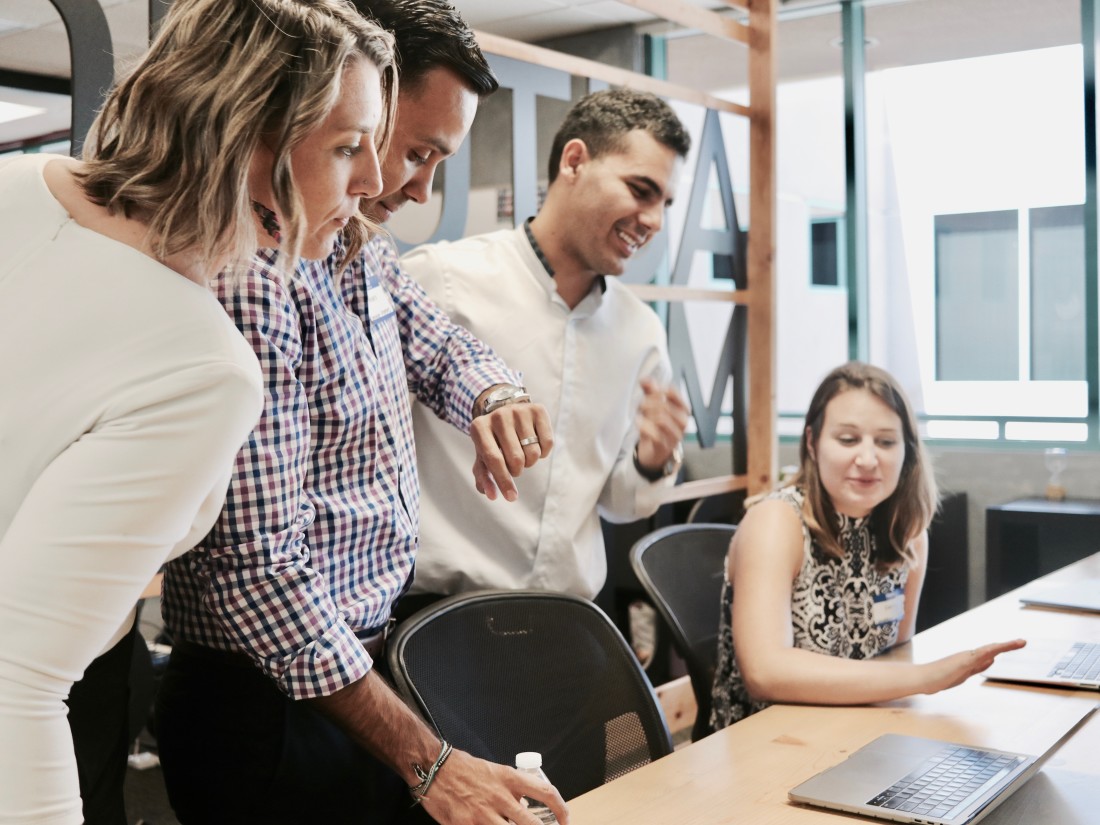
[709, 486, 910, 730]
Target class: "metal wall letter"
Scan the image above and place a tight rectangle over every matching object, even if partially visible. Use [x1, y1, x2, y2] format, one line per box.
[487, 55, 572, 227]
[48, 0, 112, 157]
[671, 108, 745, 288]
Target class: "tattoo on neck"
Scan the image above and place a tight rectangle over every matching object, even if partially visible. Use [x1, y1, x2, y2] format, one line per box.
[251, 200, 282, 244]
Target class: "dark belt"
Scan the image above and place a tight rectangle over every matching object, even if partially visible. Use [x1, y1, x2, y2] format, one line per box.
[173, 618, 394, 670]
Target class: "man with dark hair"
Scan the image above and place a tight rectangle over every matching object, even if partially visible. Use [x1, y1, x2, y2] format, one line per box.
[401, 88, 691, 606]
[360, 0, 497, 92]
[546, 88, 692, 184]
[155, 2, 568, 824]
[355, 0, 499, 223]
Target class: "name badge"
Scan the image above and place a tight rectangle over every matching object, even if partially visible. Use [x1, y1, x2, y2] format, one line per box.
[366, 274, 395, 324]
[871, 589, 905, 626]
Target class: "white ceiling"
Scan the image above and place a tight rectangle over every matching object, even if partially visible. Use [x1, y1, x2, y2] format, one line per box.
[668, 0, 1080, 91]
[0, 0, 732, 144]
[0, 0, 1084, 145]
[0, 0, 733, 80]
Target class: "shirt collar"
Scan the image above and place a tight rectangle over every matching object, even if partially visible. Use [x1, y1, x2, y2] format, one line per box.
[523, 217, 606, 295]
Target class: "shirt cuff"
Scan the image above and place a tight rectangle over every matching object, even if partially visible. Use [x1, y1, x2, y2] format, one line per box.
[276, 621, 374, 700]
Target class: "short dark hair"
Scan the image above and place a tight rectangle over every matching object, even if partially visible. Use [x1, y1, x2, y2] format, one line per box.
[350, 0, 498, 96]
[547, 88, 691, 183]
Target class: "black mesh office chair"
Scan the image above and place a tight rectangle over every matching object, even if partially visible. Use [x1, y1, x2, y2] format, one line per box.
[630, 523, 735, 741]
[685, 491, 744, 525]
[387, 590, 673, 800]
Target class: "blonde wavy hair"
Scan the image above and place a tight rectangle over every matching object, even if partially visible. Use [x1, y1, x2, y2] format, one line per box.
[79, 0, 397, 278]
[788, 362, 939, 567]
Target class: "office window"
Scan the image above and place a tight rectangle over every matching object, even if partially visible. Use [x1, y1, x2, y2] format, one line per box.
[933, 205, 1085, 386]
[1030, 204, 1085, 381]
[934, 210, 1018, 381]
[811, 218, 844, 287]
[863, 39, 1086, 434]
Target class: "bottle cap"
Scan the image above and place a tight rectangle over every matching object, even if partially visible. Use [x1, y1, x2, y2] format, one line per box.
[515, 751, 543, 770]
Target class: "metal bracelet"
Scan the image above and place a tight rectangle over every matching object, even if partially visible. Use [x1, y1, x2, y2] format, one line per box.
[409, 740, 453, 806]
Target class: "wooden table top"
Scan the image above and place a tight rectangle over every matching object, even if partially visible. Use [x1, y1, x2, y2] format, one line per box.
[566, 554, 1100, 825]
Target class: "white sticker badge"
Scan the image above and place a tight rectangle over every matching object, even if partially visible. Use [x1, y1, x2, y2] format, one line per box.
[871, 589, 905, 626]
[366, 274, 395, 324]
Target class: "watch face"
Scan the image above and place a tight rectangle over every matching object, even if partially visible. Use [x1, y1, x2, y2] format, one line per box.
[662, 445, 684, 477]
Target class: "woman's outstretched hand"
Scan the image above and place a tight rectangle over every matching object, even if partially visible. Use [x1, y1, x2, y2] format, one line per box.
[924, 639, 1027, 694]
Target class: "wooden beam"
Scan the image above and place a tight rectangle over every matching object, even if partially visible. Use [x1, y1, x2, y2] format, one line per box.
[626, 285, 751, 304]
[745, 0, 777, 496]
[474, 30, 750, 118]
[714, 0, 750, 14]
[656, 474, 747, 505]
[615, 0, 748, 45]
[654, 675, 697, 745]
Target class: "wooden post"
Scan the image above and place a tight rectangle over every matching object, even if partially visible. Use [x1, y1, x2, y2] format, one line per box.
[747, 0, 777, 496]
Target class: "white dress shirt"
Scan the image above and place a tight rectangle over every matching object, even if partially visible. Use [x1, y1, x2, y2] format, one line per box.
[401, 225, 675, 599]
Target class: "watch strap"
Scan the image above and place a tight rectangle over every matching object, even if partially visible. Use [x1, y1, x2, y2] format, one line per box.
[633, 443, 682, 481]
[479, 385, 531, 416]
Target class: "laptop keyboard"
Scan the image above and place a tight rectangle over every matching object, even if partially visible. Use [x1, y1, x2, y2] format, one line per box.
[1050, 642, 1100, 681]
[866, 745, 1023, 819]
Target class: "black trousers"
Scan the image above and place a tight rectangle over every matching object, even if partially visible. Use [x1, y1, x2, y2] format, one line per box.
[154, 642, 433, 825]
[66, 622, 137, 825]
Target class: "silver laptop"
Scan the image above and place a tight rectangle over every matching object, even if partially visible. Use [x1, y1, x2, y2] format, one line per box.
[1018, 580, 1100, 614]
[788, 709, 1094, 825]
[982, 639, 1100, 690]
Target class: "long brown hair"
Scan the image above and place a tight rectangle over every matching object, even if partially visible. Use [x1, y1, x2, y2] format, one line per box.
[790, 362, 938, 565]
[79, 0, 397, 277]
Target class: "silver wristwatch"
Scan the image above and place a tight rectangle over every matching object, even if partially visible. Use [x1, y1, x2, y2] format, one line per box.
[478, 384, 531, 416]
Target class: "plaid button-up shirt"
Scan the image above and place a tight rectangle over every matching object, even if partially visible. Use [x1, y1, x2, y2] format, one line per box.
[162, 236, 518, 699]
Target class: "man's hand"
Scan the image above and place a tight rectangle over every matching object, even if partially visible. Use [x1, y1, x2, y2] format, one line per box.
[634, 378, 689, 475]
[469, 399, 554, 502]
[307, 672, 569, 825]
[419, 749, 570, 825]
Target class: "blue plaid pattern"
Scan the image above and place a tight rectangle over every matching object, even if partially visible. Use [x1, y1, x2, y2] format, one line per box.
[162, 236, 519, 699]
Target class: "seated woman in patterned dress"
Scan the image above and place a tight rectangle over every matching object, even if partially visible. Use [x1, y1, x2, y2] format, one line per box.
[710, 362, 1025, 731]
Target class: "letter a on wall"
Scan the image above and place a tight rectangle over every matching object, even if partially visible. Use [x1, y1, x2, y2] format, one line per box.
[671, 108, 745, 288]
[666, 108, 747, 459]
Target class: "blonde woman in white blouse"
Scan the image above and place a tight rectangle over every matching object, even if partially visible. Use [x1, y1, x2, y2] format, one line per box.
[0, 1, 397, 822]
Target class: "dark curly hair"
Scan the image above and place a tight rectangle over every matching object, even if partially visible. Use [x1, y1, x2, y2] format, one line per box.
[547, 88, 691, 183]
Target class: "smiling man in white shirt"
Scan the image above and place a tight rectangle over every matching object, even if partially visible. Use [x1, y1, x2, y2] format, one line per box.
[401, 89, 691, 605]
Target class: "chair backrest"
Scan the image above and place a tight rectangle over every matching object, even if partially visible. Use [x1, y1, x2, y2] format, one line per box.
[630, 523, 735, 741]
[685, 491, 744, 525]
[387, 590, 673, 800]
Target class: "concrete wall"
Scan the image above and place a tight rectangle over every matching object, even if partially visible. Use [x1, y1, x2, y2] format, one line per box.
[928, 446, 1100, 606]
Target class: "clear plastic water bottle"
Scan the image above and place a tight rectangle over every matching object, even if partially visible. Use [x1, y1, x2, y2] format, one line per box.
[515, 751, 559, 824]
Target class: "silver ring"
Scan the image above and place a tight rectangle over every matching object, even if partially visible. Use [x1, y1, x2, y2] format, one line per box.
[519, 436, 540, 447]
